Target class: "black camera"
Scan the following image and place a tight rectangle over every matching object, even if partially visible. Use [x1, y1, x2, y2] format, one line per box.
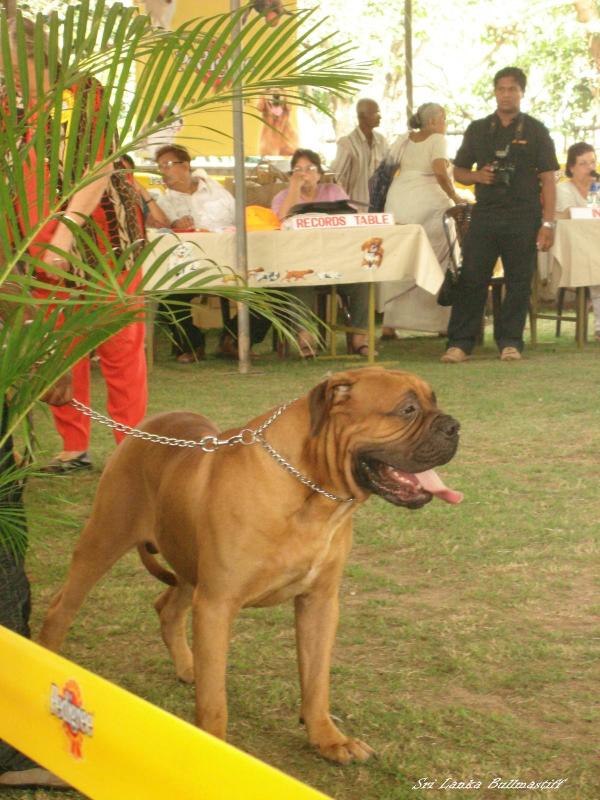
[491, 145, 516, 187]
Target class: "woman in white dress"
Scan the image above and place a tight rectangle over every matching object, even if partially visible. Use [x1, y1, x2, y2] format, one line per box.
[375, 103, 461, 336]
[555, 142, 600, 341]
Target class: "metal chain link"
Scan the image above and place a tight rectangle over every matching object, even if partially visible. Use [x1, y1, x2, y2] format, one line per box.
[255, 433, 353, 503]
[69, 398, 354, 502]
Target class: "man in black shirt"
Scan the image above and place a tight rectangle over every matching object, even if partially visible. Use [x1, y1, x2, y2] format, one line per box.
[442, 67, 559, 362]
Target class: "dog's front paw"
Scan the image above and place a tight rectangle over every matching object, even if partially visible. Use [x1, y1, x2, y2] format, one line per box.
[318, 737, 375, 765]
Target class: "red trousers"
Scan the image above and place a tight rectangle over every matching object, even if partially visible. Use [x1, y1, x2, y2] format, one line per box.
[51, 317, 147, 452]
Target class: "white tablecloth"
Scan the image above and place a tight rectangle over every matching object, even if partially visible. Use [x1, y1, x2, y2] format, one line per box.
[145, 225, 443, 302]
[543, 220, 600, 290]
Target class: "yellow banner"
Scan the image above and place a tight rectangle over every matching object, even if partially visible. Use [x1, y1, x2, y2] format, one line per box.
[136, 0, 297, 158]
[0, 626, 330, 800]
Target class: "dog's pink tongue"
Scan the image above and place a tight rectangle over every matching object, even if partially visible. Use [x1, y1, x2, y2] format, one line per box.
[416, 470, 463, 504]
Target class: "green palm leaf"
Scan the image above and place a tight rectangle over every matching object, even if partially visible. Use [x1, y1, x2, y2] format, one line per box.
[0, 1, 368, 551]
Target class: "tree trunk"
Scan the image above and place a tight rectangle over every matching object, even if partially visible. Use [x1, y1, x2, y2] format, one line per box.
[3, 0, 16, 19]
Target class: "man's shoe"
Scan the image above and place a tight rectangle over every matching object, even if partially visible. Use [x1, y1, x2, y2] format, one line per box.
[440, 347, 469, 363]
[0, 766, 69, 788]
[41, 452, 92, 474]
[500, 346, 522, 361]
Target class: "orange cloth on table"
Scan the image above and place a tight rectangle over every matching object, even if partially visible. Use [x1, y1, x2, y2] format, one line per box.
[245, 205, 281, 231]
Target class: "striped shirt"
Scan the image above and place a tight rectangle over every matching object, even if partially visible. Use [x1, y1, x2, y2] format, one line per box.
[331, 127, 389, 209]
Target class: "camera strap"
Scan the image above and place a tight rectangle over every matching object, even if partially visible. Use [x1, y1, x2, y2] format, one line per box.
[488, 112, 525, 156]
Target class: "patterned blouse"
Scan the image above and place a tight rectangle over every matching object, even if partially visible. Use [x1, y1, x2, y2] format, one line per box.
[5, 78, 144, 285]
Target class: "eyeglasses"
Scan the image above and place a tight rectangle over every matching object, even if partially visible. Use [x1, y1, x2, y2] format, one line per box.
[292, 165, 319, 174]
[157, 160, 186, 170]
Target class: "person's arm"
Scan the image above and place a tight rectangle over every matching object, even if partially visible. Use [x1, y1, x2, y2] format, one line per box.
[42, 163, 113, 269]
[170, 215, 195, 230]
[136, 183, 171, 228]
[273, 171, 306, 219]
[453, 163, 495, 186]
[40, 373, 73, 406]
[432, 159, 461, 203]
[453, 122, 495, 187]
[330, 137, 353, 195]
[536, 170, 557, 252]
[156, 193, 192, 230]
[554, 181, 571, 220]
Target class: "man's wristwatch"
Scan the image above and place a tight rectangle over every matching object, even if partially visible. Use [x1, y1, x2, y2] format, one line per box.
[541, 221, 556, 230]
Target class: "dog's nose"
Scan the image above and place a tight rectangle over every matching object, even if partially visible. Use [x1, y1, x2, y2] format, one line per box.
[434, 414, 460, 438]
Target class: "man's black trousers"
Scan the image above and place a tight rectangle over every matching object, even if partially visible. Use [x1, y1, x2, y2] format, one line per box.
[447, 213, 539, 354]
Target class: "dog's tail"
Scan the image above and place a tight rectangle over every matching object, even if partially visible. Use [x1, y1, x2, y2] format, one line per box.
[137, 543, 177, 586]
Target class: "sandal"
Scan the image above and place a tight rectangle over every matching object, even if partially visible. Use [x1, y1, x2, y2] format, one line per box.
[349, 344, 378, 358]
[41, 452, 92, 475]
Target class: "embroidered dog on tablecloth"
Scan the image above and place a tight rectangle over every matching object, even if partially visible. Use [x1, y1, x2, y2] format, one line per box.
[361, 238, 384, 270]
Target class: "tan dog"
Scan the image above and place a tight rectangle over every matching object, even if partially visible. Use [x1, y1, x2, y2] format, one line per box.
[39, 368, 462, 764]
[257, 91, 299, 156]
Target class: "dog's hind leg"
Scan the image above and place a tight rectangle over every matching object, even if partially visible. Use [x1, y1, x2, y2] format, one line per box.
[38, 511, 143, 651]
[154, 582, 194, 683]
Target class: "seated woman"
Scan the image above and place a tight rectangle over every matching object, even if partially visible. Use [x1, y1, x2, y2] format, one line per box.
[271, 148, 371, 357]
[555, 142, 600, 342]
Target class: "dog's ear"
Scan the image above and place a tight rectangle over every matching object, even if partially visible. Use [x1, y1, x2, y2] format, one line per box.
[308, 374, 356, 436]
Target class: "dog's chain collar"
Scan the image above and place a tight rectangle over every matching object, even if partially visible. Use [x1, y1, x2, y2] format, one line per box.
[69, 399, 354, 503]
[254, 433, 353, 503]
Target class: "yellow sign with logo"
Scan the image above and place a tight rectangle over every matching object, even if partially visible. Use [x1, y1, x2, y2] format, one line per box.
[0, 626, 329, 799]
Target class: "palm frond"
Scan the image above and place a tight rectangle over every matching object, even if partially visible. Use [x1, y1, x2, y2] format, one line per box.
[0, 1, 367, 539]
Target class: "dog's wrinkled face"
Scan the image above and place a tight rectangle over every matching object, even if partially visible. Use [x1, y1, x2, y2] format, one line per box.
[309, 368, 461, 509]
[353, 385, 460, 508]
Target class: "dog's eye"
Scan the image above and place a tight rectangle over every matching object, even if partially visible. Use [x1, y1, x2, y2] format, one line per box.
[401, 403, 418, 417]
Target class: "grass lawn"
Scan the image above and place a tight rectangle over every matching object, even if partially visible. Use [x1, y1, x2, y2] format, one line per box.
[7, 317, 600, 800]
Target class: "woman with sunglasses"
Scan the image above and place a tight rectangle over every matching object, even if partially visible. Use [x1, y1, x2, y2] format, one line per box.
[271, 149, 371, 357]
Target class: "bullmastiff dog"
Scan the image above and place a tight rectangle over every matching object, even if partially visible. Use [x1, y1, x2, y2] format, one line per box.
[39, 367, 462, 764]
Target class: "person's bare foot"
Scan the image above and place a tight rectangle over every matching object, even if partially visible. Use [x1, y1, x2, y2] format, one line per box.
[380, 327, 396, 340]
[349, 334, 377, 357]
[297, 330, 317, 359]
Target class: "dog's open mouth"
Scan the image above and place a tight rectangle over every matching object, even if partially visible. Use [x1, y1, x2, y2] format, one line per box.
[357, 459, 463, 509]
